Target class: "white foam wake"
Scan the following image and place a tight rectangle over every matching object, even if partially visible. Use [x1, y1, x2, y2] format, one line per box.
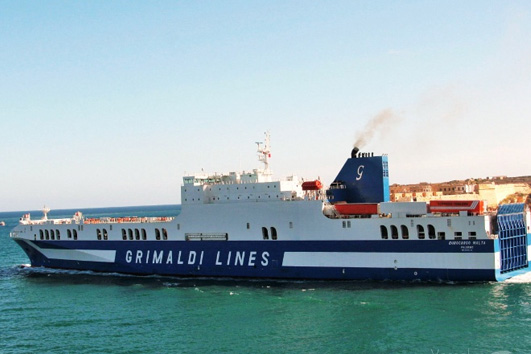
[505, 271, 531, 283]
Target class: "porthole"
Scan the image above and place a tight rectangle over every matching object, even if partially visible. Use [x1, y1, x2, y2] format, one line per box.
[428, 224, 436, 239]
[271, 227, 277, 240]
[401, 225, 409, 239]
[391, 225, 398, 239]
[262, 227, 269, 240]
[417, 225, 425, 239]
[380, 225, 388, 239]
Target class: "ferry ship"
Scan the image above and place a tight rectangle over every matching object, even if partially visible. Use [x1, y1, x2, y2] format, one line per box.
[10, 133, 531, 282]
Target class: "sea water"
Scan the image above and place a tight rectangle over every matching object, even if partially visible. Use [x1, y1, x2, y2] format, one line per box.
[1, 206, 530, 354]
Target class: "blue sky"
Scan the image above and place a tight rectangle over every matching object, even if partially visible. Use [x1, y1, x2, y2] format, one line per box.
[1, 1, 530, 211]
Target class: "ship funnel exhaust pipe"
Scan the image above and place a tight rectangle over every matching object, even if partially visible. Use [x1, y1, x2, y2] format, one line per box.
[351, 147, 359, 158]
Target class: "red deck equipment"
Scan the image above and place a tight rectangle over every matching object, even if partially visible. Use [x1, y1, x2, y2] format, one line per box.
[334, 203, 379, 215]
[428, 200, 485, 214]
[302, 180, 323, 191]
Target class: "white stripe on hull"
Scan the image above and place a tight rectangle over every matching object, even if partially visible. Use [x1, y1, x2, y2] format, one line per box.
[27, 241, 116, 263]
[282, 252, 496, 270]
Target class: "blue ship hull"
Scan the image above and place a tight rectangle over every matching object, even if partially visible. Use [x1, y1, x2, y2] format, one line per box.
[15, 238, 510, 282]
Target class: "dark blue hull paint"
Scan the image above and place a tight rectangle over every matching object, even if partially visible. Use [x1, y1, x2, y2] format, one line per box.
[13, 238, 510, 282]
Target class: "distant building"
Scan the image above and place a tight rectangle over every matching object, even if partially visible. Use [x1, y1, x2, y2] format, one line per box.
[390, 179, 531, 209]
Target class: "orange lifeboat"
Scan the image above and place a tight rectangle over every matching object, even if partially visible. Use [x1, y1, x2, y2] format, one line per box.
[334, 203, 379, 215]
[302, 180, 323, 191]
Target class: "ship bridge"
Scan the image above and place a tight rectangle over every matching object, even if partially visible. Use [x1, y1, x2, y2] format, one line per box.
[181, 132, 325, 204]
[181, 171, 306, 204]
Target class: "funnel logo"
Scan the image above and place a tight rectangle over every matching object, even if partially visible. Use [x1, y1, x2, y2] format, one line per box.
[356, 165, 364, 181]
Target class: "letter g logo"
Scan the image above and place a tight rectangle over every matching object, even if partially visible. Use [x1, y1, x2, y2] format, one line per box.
[356, 165, 364, 181]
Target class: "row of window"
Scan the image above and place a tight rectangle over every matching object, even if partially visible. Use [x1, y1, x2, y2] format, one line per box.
[184, 185, 279, 193]
[40, 224, 284, 241]
[262, 227, 278, 240]
[119, 228, 168, 241]
[380, 224, 477, 240]
[38, 229, 78, 240]
[247, 222, 293, 230]
[97, 229, 109, 240]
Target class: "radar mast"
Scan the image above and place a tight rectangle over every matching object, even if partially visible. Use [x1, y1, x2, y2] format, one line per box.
[256, 131, 272, 176]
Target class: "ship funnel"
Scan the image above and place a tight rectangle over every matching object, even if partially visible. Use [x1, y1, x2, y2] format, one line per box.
[351, 147, 359, 158]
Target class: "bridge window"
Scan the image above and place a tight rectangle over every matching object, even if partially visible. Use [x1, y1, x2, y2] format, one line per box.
[391, 225, 398, 239]
[122, 229, 127, 240]
[155, 229, 161, 240]
[271, 227, 277, 240]
[162, 228, 168, 240]
[262, 227, 269, 240]
[128, 229, 133, 240]
[40, 230, 44, 240]
[102, 229, 108, 240]
[45, 230, 50, 240]
[401, 225, 409, 239]
[50, 229, 55, 240]
[380, 225, 388, 239]
[67, 229, 72, 239]
[73, 229, 78, 240]
[417, 225, 425, 239]
[141, 228, 147, 240]
[428, 224, 436, 239]
[56, 229, 60, 240]
[97, 229, 102, 240]
[135, 229, 140, 240]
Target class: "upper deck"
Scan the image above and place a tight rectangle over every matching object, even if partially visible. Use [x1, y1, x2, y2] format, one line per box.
[180, 132, 325, 204]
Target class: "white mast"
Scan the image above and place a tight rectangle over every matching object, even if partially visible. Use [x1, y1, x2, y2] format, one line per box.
[256, 131, 272, 176]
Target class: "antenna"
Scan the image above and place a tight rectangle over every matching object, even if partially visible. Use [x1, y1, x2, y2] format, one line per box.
[256, 131, 271, 174]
